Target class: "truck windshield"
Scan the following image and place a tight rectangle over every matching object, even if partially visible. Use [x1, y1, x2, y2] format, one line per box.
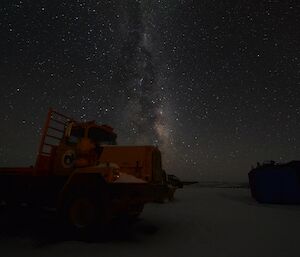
[88, 127, 116, 145]
[68, 127, 84, 143]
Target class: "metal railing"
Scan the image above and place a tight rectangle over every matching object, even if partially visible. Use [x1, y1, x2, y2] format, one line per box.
[37, 108, 73, 156]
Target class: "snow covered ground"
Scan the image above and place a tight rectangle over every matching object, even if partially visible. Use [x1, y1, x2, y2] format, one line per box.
[1, 185, 300, 257]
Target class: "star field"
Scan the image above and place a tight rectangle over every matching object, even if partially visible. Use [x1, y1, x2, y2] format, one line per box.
[0, 0, 299, 181]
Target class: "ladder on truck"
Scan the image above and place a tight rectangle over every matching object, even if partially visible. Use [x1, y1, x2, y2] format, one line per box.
[35, 108, 73, 170]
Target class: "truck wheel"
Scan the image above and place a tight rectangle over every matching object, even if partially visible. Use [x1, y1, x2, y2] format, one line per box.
[61, 191, 110, 237]
[69, 196, 98, 229]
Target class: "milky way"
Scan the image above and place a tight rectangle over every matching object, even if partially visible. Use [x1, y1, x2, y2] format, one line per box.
[116, 1, 167, 146]
[0, 1, 299, 181]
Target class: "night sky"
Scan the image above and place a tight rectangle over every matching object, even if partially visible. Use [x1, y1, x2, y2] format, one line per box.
[0, 1, 299, 181]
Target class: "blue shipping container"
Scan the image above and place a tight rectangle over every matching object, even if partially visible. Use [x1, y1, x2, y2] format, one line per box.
[248, 161, 300, 204]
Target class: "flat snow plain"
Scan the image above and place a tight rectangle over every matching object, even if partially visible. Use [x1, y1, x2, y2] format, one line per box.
[1, 185, 300, 257]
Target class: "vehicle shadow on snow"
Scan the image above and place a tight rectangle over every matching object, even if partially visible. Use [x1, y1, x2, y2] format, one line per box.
[0, 206, 159, 246]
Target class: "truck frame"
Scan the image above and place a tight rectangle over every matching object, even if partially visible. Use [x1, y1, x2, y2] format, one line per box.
[0, 108, 169, 233]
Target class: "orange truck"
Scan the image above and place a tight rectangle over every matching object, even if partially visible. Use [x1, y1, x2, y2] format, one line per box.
[0, 109, 169, 232]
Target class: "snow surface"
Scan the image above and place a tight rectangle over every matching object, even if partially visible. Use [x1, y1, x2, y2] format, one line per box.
[1, 186, 300, 257]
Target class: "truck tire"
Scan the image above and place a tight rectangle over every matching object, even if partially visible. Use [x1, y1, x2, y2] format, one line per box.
[68, 195, 98, 229]
[61, 189, 110, 238]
